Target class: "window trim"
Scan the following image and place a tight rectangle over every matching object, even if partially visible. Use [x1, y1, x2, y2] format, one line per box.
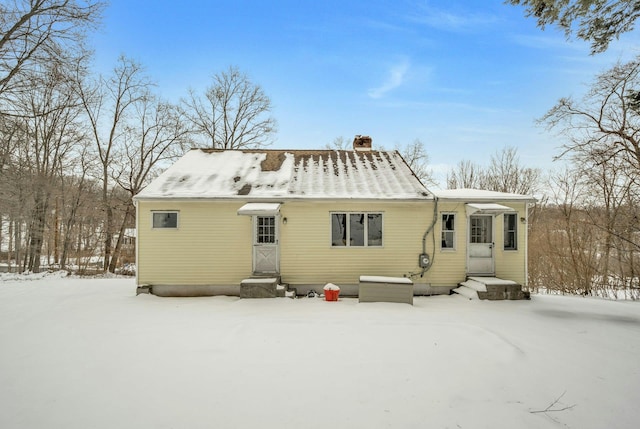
[330, 212, 383, 248]
[441, 212, 456, 251]
[503, 213, 518, 251]
[151, 211, 179, 229]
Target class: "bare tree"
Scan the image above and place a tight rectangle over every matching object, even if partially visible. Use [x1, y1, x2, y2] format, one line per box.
[541, 55, 640, 256]
[77, 55, 152, 272]
[181, 66, 277, 149]
[57, 141, 95, 270]
[543, 56, 640, 176]
[484, 146, 541, 195]
[324, 136, 351, 150]
[527, 168, 599, 294]
[446, 160, 486, 189]
[0, 113, 30, 271]
[0, 0, 101, 271]
[0, 0, 103, 97]
[396, 139, 436, 187]
[527, 56, 640, 298]
[446, 147, 540, 194]
[110, 96, 188, 271]
[11, 61, 85, 272]
[508, 0, 640, 54]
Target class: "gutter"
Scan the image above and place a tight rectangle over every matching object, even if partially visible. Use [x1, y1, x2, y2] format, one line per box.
[132, 195, 434, 204]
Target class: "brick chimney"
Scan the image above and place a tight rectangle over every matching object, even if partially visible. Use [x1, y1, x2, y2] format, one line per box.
[353, 135, 372, 151]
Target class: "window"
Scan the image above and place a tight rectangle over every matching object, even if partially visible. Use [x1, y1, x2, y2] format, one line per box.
[504, 213, 517, 250]
[152, 211, 178, 229]
[331, 212, 382, 247]
[256, 216, 276, 244]
[441, 213, 455, 249]
[470, 216, 492, 244]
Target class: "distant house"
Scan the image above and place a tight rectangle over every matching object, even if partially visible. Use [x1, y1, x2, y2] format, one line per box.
[133, 136, 534, 299]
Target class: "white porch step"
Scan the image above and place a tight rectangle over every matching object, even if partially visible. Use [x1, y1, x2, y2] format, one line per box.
[467, 276, 518, 286]
[452, 286, 478, 300]
[459, 279, 487, 292]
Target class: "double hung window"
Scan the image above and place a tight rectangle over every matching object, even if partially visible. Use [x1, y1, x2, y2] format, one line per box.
[503, 213, 518, 250]
[441, 213, 455, 249]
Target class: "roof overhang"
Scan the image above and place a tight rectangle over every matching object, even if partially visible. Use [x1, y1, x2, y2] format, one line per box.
[466, 203, 516, 216]
[237, 202, 282, 216]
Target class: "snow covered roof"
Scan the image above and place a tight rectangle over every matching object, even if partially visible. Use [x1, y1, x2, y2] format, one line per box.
[134, 149, 432, 201]
[433, 188, 535, 202]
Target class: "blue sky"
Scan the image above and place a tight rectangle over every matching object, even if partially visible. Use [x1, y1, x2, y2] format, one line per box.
[89, 0, 639, 187]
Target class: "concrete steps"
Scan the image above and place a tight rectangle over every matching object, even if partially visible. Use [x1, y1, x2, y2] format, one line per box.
[454, 277, 530, 300]
[240, 276, 296, 298]
[240, 276, 280, 298]
[452, 286, 478, 300]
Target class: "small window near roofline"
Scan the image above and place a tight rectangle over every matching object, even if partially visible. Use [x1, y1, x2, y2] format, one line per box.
[152, 211, 178, 229]
[503, 213, 517, 250]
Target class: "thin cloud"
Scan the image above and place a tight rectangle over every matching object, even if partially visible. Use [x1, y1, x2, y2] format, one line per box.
[408, 7, 499, 33]
[511, 33, 586, 51]
[368, 59, 410, 99]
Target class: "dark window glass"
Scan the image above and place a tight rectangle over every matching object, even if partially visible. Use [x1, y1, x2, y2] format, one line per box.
[331, 213, 347, 246]
[367, 214, 383, 246]
[441, 214, 455, 249]
[153, 212, 178, 228]
[504, 213, 517, 250]
[349, 214, 365, 246]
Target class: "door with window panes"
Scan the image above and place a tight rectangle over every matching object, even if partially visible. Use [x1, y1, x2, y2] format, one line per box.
[253, 215, 279, 273]
[467, 214, 494, 275]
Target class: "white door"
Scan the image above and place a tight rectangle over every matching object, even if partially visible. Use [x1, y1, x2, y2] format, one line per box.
[467, 215, 494, 275]
[253, 215, 279, 274]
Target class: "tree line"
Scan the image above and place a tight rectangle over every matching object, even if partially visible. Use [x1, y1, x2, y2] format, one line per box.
[0, 1, 276, 273]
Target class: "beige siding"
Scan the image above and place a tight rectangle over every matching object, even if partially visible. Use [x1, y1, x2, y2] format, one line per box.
[137, 201, 253, 285]
[494, 202, 528, 285]
[425, 200, 529, 287]
[426, 201, 468, 287]
[137, 199, 529, 288]
[279, 201, 430, 284]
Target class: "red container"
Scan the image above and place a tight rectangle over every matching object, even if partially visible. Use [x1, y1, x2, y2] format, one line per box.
[325, 289, 340, 301]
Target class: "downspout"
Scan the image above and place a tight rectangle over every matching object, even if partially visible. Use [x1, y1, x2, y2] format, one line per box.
[133, 200, 151, 295]
[524, 202, 530, 287]
[134, 199, 139, 288]
[420, 196, 439, 277]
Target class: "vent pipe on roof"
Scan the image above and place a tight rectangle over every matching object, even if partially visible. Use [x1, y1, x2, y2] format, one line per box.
[353, 135, 372, 151]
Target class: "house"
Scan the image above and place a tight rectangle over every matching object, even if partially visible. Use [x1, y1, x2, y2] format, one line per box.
[133, 136, 534, 299]
[432, 188, 535, 299]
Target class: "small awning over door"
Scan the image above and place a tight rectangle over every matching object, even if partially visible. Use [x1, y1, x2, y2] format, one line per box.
[237, 203, 281, 216]
[465, 203, 516, 216]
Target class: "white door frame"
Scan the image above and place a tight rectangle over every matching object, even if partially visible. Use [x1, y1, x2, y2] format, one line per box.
[467, 214, 495, 275]
[252, 215, 280, 274]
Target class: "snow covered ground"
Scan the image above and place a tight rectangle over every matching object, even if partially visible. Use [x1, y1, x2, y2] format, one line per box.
[1, 275, 639, 429]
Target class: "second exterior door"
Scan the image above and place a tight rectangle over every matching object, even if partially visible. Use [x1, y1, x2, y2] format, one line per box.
[467, 214, 494, 275]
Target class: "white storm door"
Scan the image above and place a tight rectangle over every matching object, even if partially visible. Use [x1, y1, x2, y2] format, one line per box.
[467, 215, 494, 275]
[253, 215, 279, 274]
